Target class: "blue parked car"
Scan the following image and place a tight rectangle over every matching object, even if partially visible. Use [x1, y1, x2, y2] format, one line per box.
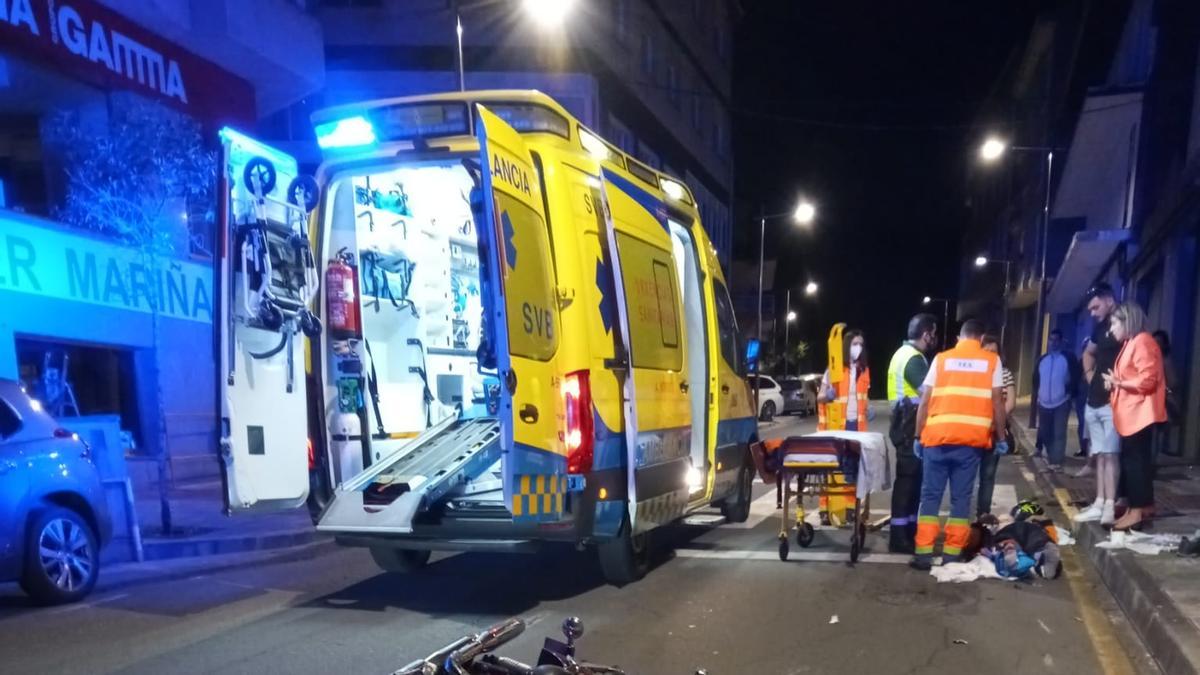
[0, 379, 111, 605]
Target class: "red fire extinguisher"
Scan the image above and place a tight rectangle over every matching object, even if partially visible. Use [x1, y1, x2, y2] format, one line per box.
[327, 251, 360, 339]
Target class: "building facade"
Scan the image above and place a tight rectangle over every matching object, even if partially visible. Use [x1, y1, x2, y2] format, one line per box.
[0, 0, 323, 481]
[263, 0, 737, 271]
[963, 0, 1200, 461]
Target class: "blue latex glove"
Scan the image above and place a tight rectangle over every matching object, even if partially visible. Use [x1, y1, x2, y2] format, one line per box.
[995, 440, 1010, 455]
[913, 440, 924, 459]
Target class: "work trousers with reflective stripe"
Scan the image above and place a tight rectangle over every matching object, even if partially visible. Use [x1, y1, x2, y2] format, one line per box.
[915, 444, 982, 558]
[889, 400, 922, 543]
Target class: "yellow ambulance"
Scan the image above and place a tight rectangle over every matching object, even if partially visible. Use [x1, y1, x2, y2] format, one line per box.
[216, 90, 756, 584]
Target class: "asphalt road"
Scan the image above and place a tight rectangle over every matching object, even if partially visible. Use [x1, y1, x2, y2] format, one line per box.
[0, 407, 1159, 675]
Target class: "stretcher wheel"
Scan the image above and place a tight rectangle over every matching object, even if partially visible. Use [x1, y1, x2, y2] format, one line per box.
[287, 175, 320, 212]
[796, 522, 815, 548]
[778, 536, 789, 561]
[244, 157, 277, 196]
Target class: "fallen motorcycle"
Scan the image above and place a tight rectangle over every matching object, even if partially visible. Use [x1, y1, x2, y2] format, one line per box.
[393, 616, 708, 675]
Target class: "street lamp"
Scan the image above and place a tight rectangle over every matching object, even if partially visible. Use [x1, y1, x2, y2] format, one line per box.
[805, 281, 818, 296]
[794, 201, 816, 225]
[978, 136, 1057, 354]
[923, 296, 951, 341]
[980, 137, 1007, 162]
[973, 256, 1013, 347]
[523, 0, 576, 27]
[756, 197, 816, 370]
[455, 1, 575, 90]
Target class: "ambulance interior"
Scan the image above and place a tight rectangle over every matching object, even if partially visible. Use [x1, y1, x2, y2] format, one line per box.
[322, 159, 503, 504]
[668, 218, 709, 485]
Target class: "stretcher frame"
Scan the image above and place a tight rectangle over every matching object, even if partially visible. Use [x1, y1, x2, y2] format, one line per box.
[761, 440, 871, 563]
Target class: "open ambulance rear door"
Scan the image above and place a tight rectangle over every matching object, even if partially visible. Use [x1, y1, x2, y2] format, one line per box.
[474, 105, 570, 524]
[216, 129, 317, 513]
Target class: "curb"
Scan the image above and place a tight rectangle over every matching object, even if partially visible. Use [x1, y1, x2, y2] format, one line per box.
[137, 529, 327, 561]
[1012, 419, 1200, 675]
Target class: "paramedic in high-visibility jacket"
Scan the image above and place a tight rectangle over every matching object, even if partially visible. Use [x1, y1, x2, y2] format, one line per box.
[886, 313, 938, 554]
[911, 319, 1009, 570]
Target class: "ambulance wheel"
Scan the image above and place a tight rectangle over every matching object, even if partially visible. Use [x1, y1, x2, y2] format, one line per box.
[796, 522, 815, 548]
[244, 157, 277, 196]
[598, 514, 649, 586]
[778, 537, 789, 561]
[369, 547, 430, 573]
[720, 458, 754, 524]
[287, 175, 320, 212]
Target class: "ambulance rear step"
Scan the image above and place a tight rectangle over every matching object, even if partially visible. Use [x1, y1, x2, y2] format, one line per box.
[316, 417, 502, 534]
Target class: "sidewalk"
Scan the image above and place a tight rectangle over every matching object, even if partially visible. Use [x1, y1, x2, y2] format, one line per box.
[1012, 403, 1200, 675]
[105, 474, 324, 563]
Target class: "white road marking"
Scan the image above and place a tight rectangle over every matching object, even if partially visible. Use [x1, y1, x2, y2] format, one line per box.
[45, 592, 130, 614]
[992, 484, 1019, 514]
[675, 547, 913, 564]
[725, 490, 781, 529]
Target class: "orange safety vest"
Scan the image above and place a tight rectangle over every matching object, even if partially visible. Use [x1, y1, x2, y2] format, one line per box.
[919, 339, 999, 449]
[817, 367, 870, 431]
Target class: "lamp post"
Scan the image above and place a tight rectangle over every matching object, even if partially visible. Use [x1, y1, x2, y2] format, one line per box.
[923, 296, 951, 339]
[755, 199, 816, 412]
[978, 136, 1057, 356]
[782, 282, 816, 377]
[455, 0, 575, 91]
[974, 256, 1013, 347]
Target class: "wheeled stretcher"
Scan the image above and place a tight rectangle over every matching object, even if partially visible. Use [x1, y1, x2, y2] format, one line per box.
[753, 432, 891, 563]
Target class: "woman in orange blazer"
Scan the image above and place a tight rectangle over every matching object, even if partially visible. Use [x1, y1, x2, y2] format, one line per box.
[1102, 302, 1167, 531]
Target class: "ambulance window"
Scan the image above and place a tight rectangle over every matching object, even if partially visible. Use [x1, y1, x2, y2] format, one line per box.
[494, 191, 559, 361]
[713, 279, 740, 371]
[616, 233, 682, 371]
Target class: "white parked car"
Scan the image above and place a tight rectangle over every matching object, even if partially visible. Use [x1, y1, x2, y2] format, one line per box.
[748, 375, 786, 422]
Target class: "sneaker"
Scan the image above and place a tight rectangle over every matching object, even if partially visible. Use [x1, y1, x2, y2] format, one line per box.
[1073, 503, 1103, 522]
[1073, 464, 1094, 478]
[1039, 546, 1061, 579]
[909, 555, 933, 571]
[1050, 464, 1064, 473]
[1100, 501, 1115, 527]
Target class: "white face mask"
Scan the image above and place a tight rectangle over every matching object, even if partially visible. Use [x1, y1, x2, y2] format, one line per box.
[850, 344, 863, 361]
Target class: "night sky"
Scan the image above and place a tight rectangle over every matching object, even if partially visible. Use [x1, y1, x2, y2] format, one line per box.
[733, 1, 1042, 388]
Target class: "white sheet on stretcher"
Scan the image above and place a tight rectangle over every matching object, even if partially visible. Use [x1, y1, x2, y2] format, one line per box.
[799, 431, 893, 499]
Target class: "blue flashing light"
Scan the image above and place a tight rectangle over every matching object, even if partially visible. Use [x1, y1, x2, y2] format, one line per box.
[315, 116, 377, 150]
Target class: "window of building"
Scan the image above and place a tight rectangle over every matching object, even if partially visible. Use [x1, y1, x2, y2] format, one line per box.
[712, 120, 728, 158]
[614, 0, 628, 41]
[714, 24, 729, 63]
[667, 64, 680, 107]
[606, 114, 636, 155]
[640, 32, 655, 77]
[692, 96, 705, 137]
[636, 141, 662, 170]
[693, 0, 706, 23]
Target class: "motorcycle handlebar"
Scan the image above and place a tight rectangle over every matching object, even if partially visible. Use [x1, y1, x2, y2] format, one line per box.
[392, 619, 525, 675]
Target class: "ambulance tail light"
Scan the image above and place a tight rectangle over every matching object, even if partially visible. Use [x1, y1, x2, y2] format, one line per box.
[563, 370, 594, 475]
